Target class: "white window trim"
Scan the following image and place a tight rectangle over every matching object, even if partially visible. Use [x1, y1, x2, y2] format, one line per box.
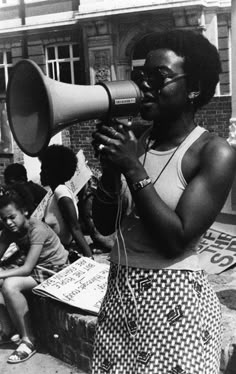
[0, 49, 13, 91]
[45, 43, 80, 84]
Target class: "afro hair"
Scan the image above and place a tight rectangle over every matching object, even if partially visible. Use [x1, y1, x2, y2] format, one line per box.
[143, 29, 222, 110]
[39, 144, 78, 184]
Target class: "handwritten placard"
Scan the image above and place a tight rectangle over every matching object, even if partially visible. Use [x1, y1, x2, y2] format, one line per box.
[66, 149, 92, 195]
[33, 257, 109, 314]
[198, 228, 236, 274]
[32, 190, 52, 220]
[1, 242, 18, 262]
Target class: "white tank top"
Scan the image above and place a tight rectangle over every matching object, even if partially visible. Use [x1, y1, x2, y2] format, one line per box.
[111, 125, 207, 270]
[44, 184, 78, 246]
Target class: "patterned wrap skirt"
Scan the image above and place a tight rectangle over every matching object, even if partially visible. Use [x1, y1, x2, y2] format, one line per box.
[92, 263, 222, 374]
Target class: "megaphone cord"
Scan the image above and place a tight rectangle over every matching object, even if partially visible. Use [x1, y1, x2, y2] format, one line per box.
[115, 190, 139, 338]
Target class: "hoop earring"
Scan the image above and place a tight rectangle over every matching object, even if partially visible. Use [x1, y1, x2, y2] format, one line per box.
[188, 91, 200, 101]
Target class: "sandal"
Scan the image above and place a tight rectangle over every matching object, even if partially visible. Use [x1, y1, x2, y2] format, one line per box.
[7, 340, 36, 364]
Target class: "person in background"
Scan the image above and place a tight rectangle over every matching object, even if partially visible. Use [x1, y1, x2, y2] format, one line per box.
[39, 144, 93, 260]
[4, 163, 47, 211]
[0, 184, 68, 363]
[0, 183, 35, 269]
[91, 30, 236, 373]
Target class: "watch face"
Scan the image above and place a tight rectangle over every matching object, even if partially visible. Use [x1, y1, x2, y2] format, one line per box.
[133, 177, 152, 191]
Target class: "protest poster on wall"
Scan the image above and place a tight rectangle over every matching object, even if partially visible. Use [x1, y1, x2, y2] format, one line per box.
[198, 228, 236, 274]
[33, 257, 109, 315]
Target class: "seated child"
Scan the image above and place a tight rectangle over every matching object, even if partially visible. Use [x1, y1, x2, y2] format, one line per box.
[0, 184, 68, 364]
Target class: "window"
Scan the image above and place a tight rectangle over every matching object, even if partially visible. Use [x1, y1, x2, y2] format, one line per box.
[0, 50, 13, 153]
[0, 50, 12, 98]
[45, 43, 82, 84]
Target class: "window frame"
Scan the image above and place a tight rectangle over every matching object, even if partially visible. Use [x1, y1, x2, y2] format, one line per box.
[0, 49, 12, 98]
[45, 43, 81, 84]
[0, 49, 13, 154]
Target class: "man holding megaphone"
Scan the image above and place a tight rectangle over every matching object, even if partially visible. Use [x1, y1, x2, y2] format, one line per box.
[91, 30, 236, 374]
[5, 28, 236, 374]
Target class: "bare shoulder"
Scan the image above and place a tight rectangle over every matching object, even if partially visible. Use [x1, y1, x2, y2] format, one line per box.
[201, 132, 236, 175]
[202, 132, 236, 163]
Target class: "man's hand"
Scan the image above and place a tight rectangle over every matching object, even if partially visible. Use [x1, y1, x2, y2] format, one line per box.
[92, 119, 139, 174]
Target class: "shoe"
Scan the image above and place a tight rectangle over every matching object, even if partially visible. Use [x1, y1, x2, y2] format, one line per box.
[7, 340, 36, 364]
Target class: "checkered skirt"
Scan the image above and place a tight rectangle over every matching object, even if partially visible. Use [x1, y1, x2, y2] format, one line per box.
[92, 263, 222, 374]
[30, 263, 69, 284]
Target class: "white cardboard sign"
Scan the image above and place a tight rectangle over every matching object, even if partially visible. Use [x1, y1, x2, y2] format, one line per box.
[198, 228, 236, 274]
[33, 257, 109, 315]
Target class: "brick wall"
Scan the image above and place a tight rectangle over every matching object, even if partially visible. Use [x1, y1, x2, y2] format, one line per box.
[69, 120, 101, 171]
[30, 295, 96, 374]
[195, 96, 231, 138]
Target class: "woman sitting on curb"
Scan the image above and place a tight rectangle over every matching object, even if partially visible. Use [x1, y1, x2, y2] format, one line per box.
[0, 184, 68, 363]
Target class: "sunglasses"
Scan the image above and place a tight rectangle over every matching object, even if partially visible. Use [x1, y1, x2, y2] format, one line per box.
[131, 67, 187, 91]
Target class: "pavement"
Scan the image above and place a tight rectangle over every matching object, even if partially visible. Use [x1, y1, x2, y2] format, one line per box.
[0, 342, 85, 374]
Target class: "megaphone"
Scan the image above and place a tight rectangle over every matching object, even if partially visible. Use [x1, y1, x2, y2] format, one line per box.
[6, 59, 142, 157]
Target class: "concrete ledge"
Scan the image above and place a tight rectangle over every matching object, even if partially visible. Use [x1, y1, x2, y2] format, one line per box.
[30, 267, 236, 374]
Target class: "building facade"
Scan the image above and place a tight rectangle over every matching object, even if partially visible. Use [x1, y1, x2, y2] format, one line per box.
[0, 0, 234, 209]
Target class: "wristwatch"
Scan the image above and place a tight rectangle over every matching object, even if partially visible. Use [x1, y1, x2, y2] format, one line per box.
[132, 177, 152, 192]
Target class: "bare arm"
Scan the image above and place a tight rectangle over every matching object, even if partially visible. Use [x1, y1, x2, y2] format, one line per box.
[92, 125, 139, 235]
[58, 197, 93, 257]
[0, 243, 43, 279]
[124, 138, 236, 257]
[93, 125, 236, 258]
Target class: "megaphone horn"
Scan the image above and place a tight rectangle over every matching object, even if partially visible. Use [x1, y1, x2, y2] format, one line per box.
[6, 59, 142, 157]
